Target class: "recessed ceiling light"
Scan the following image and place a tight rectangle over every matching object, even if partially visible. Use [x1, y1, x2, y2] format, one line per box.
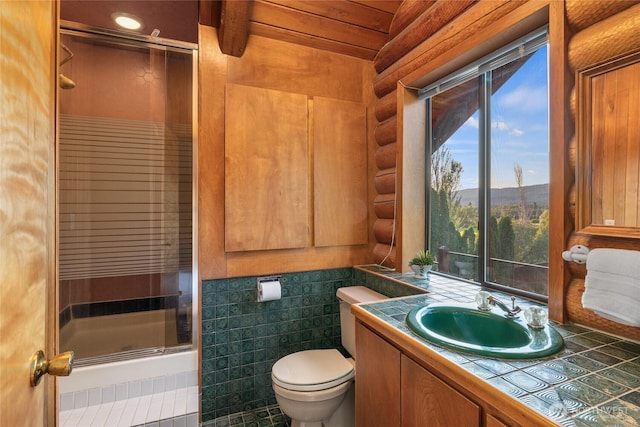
[112, 13, 143, 30]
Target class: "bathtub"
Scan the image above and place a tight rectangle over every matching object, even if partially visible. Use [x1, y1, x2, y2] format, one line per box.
[59, 350, 199, 426]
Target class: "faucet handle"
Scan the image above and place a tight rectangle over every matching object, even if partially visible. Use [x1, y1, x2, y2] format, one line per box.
[510, 296, 521, 315]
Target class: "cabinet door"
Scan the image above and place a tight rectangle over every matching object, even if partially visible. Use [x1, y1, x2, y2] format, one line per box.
[355, 322, 401, 427]
[224, 84, 309, 251]
[313, 97, 368, 247]
[401, 355, 480, 427]
[486, 414, 510, 427]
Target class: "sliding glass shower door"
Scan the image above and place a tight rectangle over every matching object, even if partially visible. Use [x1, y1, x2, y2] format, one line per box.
[58, 28, 196, 364]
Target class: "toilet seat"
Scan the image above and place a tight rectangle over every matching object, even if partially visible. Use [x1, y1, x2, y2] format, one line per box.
[272, 349, 354, 392]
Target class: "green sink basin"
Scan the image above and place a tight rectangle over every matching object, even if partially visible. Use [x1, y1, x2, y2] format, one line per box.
[406, 304, 564, 359]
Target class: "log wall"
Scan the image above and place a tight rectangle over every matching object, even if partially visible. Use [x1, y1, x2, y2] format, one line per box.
[373, 0, 640, 339]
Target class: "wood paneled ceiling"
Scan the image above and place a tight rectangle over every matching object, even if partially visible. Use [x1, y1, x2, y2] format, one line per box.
[61, 1, 401, 61]
[239, 0, 402, 60]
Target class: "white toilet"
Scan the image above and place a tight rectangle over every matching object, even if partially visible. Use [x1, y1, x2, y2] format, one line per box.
[271, 286, 387, 427]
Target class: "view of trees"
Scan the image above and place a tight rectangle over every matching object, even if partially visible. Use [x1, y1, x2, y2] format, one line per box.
[429, 148, 549, 290]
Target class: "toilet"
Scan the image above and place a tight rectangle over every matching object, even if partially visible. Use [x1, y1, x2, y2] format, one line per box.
[271, 286, 387, 427]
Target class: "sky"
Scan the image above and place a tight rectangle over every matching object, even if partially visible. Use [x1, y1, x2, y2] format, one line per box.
[442, 47, 549, 190]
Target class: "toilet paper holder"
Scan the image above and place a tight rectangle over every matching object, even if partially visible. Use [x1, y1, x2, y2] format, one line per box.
[257, 275, 282, 302]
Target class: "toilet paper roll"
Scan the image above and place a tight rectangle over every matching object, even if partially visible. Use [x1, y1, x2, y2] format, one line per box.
[257, 280, 281, 302]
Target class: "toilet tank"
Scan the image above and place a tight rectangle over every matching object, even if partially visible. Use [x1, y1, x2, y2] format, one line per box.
[336, 286, 387, 358]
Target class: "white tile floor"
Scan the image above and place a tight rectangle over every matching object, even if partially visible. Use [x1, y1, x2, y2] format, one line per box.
[59, 385, 199, 427]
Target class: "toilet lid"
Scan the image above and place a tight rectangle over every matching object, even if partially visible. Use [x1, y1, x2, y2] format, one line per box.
[272, 349, 354, 392]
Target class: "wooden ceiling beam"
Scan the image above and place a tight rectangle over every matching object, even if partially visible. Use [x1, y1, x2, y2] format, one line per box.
[218, 0, 252, 57]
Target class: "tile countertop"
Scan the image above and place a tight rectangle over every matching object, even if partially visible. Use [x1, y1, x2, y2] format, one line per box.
[354, 266, 640, 427]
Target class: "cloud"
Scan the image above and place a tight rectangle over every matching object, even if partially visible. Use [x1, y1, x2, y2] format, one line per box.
[493, 121, 508, 131]
[465, 116, 479, 128]
[510, 128, 524, 136]
[498, 85, 548, 113]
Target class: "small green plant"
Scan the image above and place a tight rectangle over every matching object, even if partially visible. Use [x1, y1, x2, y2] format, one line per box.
[409, 250, 434, 267]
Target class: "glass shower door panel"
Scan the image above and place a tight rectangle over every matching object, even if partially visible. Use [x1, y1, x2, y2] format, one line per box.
[58, 33, 193, 362]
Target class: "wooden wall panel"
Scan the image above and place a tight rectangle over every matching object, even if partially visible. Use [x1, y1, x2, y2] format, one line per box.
[224, 83, 309, 252]
[198, 25, 227, 280]
[564, 2, 640, 338]
[199, 32, 375, 279]
[313, 97, 368, 247]
[589, 62, 640, 227]
[227, 36, 364, 103]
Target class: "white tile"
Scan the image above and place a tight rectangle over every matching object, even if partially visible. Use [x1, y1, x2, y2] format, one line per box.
[131, 395, 151, 426]
[115, 382, 128, 401]
[172, 388, 188, 417]
[60, 392, 74, 412]
[159, 419, 173, 427]
[128, 380, 142, 398]
[62, 408, 85, 427]
[102, 384, 115, 403]
[173, 415, 187, 427]
[117, 397, 140, 427]
[175, 372, 187, 389]
[141, 378, 154, 396]
[186, 387, 199, 414]
[58, 409, 71, 427]
[88, 387, 102, 406]
[186, 413, 199, 427]
[73, 390, 88, 409]
[160, 390, 176, 420]
[145, 393, 164, 422]
[102, 400, 125, 427]
[186, 371, 198, 387]
[77, 404, 98, 426]
[91, 402, 114, 427]
[153, 376, 166, 394]
[165, 373, 177, 391]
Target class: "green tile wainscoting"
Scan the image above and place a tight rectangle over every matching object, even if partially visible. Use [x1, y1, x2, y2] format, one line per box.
[200, 267, 424, 422]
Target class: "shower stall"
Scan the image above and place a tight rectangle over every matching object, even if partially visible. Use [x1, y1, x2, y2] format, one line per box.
[57, 24, 197, 366]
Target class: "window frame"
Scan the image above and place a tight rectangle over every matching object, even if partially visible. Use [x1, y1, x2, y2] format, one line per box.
[422, 27, 550, 302]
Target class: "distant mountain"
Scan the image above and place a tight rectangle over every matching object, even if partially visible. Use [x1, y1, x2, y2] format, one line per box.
[456, 183, 549, 208]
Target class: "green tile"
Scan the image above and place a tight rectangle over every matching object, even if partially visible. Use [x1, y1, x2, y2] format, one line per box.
[578, 374, 630, 397]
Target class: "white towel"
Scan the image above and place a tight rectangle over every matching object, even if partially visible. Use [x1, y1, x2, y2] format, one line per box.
[584, 271, 640, 300]
[586, 248, 640, 279]
[582, 248, 640, 327]
[582, 288, 640, 327]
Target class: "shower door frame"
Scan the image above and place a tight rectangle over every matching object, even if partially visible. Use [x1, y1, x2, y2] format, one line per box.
[58, 21, 199, 364]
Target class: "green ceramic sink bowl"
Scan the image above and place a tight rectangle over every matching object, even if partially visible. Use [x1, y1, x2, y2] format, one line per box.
[406, 304, 564, 359]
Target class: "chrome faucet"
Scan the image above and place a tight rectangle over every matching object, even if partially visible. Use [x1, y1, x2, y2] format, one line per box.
[488, 295, 521, 318]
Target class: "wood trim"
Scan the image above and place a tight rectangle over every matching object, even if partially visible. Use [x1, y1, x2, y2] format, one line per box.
[197, 24, 228, 280]
[397, 87, 426, 274]
[50, 1, 60, 423]
[548, 0, 571, 322]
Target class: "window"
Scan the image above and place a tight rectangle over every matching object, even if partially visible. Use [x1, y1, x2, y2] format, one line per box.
[424, 28, 549, 299]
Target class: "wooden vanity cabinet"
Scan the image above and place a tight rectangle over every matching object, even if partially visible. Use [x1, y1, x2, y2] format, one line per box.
[356, 321, 511, 427]
[486, 414, 511, 427]
[355, 320, 401, 427]
[401, 355, 480, 426]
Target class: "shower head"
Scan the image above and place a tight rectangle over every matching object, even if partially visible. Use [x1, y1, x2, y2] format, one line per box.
[59, 43, 75, 89]
[59, 73, 76, 89]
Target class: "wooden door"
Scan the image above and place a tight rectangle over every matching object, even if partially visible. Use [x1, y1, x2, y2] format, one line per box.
[355, 322, 401, 427]
[401, 355, 480, 427]
[0, 1, 57, 425]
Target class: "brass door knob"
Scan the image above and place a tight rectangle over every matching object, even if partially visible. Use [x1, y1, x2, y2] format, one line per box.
[30, 350, 74, 387]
